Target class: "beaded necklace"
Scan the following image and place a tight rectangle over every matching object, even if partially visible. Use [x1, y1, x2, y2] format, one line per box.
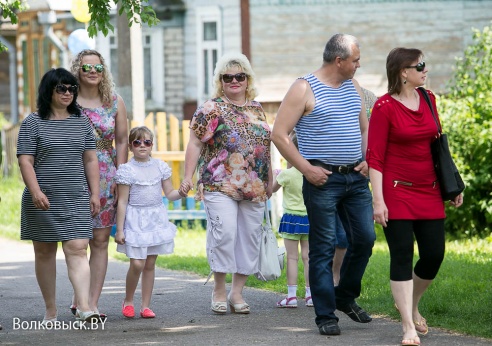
[223, 94, 248, 107]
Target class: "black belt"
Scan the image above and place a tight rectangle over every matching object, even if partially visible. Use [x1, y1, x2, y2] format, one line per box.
[308, 159, 361, 174]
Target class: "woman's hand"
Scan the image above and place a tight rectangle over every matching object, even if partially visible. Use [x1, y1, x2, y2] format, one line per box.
[32, 191, 50, 210]
[115, 230, 125, 245]
[449, 193, 463, 208]
[179, 178, 193, 196]
[110, 182, 118, 205]
[266, 183, 273, 199]
[373, 199, 388, 227]
[90, 194, 101, 217]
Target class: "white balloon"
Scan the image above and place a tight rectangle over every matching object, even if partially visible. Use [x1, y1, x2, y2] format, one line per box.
[68, 29, 95, 55]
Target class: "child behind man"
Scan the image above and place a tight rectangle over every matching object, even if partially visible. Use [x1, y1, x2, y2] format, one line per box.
[273, 132, 312, 308]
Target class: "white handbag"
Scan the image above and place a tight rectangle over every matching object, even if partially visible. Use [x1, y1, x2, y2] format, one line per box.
[255, 205, 285, 281]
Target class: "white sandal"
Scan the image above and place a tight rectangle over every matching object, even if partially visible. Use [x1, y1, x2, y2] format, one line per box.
[228, 294, 250, 314]
[211, 292, 227, 314]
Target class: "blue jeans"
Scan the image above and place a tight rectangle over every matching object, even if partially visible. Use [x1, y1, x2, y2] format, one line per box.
[303, 171, 375, 326]
[335, 214, 348, 249]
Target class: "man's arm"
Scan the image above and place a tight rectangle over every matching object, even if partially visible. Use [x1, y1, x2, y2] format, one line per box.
[271, 79, 330, 185]
[352, 78, 369, 176]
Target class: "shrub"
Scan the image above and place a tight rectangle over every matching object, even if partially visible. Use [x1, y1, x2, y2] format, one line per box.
[438, 24, 492, 238]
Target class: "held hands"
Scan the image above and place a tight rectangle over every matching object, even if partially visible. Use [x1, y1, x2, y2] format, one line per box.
[179, 178, 193, 197]
[449, 193, 463, 208]
[32, 191, 50, 210]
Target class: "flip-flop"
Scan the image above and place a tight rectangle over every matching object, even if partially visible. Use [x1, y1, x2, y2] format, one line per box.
[414, 317, 429, 335]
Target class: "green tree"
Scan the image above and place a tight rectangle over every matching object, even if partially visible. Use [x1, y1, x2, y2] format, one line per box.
[438, 23, 492, 238]
[0, 0, 159, 52]
[0, 1, 27, 52]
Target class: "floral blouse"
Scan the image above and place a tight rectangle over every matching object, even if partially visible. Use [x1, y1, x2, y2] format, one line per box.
[190, 98, 271, 202]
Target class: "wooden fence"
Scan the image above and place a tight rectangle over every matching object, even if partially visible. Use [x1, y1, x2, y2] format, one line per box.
[2, 111, 282, 229]
[1, 123, 20, 177]
[0, 112, 189, 182]
[131, 112, 191, 189]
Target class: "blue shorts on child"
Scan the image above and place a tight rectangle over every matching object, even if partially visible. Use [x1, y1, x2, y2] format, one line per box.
[278, 213, 348, 248]
[279, 213, 309, 233]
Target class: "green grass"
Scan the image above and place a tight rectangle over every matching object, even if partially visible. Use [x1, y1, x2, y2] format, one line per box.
[0, 175, 24, 240]
[2, 176, 491, 339]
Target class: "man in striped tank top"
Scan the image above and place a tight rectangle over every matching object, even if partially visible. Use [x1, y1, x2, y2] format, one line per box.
[272, 33, 375, 336]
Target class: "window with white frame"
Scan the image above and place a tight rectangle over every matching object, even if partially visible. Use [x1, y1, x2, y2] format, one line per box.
[196, 7, 222, 104]
[96, 28, 164, 108]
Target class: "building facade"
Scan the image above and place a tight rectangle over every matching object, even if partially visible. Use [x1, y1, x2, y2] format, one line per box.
[1, 0, 492, 122]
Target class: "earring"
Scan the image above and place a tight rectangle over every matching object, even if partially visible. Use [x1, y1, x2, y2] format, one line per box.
[403, 80, 407, 84]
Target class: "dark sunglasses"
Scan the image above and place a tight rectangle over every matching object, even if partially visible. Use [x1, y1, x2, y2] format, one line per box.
[221, 73, 247, 83]
[405, 61, 425, 72]
[54, 84, 78, 95]
[132, 139, 153, 148]
[81, 64, 104, 73]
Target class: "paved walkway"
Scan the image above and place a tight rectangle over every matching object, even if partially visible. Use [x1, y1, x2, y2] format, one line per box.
[0, 237, 490, 346]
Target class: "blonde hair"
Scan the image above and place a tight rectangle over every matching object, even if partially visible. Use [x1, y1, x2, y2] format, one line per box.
[212, 52, 258, 100]
[70, 49, 115, 106]
[129, 126, 154, 143]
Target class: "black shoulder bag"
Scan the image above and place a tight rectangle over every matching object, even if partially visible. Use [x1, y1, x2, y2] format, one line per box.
[418, 87, 465, 200]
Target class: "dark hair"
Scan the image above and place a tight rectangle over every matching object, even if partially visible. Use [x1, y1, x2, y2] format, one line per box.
[386, 47, 423, 95]
[323, 33, 359, 63]
[37, 68, 81, 119]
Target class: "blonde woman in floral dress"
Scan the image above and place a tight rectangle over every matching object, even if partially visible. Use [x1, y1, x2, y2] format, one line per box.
[70, 50, 128, 321]
[180, 53, 273, 315]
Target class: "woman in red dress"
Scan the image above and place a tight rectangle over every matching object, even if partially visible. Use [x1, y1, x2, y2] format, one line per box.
[367, 48, 463, 346]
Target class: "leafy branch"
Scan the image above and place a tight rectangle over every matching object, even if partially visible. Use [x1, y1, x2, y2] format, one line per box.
[0, 0, 159, 52]
[86, 0, 160, 38]
[0, 0, 27, 51]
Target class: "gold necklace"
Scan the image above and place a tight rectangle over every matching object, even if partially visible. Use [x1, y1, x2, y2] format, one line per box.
[223, 94, 248, 107]
[396, 90, 419, 109]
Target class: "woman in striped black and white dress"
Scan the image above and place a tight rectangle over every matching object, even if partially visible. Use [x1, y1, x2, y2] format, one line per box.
[17, 68, 101, 325]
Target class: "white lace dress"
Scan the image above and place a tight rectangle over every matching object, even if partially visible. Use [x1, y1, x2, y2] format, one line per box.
[115, 157, 177, 259]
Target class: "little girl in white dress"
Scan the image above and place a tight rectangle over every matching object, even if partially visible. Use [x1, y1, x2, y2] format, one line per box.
[115, 126, 186, 319]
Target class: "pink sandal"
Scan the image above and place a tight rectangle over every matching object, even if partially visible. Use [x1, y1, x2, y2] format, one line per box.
[305, 296, 314, 307]
[122, 302, 135, 318]
[277, 296, 298, 308]
[140, 308, 155, 319]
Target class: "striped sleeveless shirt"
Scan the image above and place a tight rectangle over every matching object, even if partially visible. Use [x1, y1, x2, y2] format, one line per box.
[295, 74, 363, 165]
